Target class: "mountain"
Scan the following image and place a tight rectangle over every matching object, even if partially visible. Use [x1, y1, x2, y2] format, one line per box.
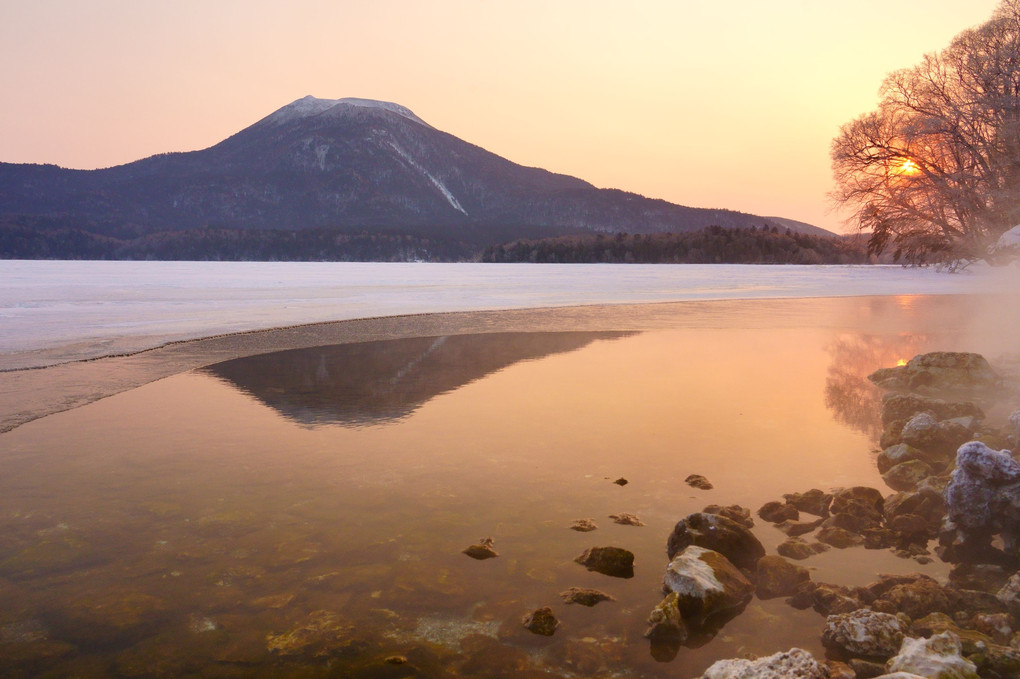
[0, 96, 832, 260]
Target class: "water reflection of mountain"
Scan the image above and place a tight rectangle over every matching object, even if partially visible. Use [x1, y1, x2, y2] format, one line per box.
[202, 332, 634, 426]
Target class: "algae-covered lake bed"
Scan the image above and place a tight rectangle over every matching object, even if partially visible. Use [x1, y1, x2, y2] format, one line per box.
[1, 295, 1018, 678]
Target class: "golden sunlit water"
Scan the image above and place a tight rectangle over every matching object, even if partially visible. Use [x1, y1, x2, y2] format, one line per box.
[1, 296, 1017, 677]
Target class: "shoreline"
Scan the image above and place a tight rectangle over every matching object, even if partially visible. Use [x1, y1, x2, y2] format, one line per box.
[3, 293, 1018, 437]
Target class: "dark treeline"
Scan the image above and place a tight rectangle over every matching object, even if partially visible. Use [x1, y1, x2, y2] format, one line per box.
[482, 226, 874, 264]
[0, 220, 475, 261]
[1, 219, 875, 264]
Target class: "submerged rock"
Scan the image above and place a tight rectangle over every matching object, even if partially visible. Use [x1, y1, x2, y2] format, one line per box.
[645, 592, 686, 642]
[667, 512, 765, 572]
[817, 525, 864, 549]
[847, 658, 887, 678]
[662, 546, 754, 622]
[559, 587, 614, 607]
[758, 554, 811, 599]
[822, 609, 907, 659]
[777, 537, 830, 560]
[266, 610, 353, 657]
[609, 513, 644, 526]
[462, 537, 498, 560]
[884, 632, 978, 678]
[569, 518, 598, 532]
[696, 647, 828, 678]
[521, 607, 558, 636]
[574, 546, 634, 578]
[613, 477, 628, 486]
[685, 474, 714, 490]
[755, 555, 811, 599]
[775, 517, 824, 537]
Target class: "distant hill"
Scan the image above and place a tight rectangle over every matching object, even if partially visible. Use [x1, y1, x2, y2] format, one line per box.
[0, 96, 833, 260]
[765, 216, 837, 238]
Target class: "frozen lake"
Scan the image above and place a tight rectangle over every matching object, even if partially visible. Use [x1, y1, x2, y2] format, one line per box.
[1, 260, 1015, 368]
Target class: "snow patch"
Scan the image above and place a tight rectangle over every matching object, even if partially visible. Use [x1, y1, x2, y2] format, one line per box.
[314, 145, 328, 171]
[386, 142, 468, 216]
[262, 96, 429, 127]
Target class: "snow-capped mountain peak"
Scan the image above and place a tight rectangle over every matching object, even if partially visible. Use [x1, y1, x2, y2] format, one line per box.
[260, 96, 429, 127]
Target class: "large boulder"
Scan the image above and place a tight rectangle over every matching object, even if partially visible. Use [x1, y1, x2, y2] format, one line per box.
[697, 647, 829, 678]
[881, 394, 984, 427]
[662, 546, 754, 623]
[822, 609, 908, 659]
[883, 632, 978, 679]
[884, 488, 947, 528]
[898, 413, 973, 457]
[869, 352, 1000, 393]
[868, 574, 960, 619]
[666, 512, 765, 572]
[942, 442, 1020, 557]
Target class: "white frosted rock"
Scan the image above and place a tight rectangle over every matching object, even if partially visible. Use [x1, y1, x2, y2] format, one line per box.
[884, 632, 979, 679]
[822, 608, 907, 659]
[697, 647, 827, 678]
[663, 545, 753, 621]
[945, 441, 1020, 538]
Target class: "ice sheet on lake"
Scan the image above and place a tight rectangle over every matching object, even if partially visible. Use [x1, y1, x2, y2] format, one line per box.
[0, 261, 1015, 368]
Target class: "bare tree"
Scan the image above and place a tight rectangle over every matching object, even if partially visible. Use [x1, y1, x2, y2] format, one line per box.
[831, 0, 1020, 267]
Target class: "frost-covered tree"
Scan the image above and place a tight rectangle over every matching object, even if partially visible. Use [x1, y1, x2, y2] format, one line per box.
[831, 0, 1020, 267]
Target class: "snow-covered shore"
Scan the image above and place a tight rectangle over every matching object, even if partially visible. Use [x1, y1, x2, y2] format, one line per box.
[1, 261, 1016, 368]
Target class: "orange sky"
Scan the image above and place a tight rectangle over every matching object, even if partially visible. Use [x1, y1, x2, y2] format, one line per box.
[0, 1, 1001, 233]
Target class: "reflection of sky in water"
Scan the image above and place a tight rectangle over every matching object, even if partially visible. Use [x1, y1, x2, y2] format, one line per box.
[1, 296, 1018, 677]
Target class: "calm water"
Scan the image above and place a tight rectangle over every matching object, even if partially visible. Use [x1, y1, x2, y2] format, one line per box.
[0, 297, 1017, 677]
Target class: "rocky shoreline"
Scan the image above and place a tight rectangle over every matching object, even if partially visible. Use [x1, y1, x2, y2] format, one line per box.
[679, 352, 1020, 678]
